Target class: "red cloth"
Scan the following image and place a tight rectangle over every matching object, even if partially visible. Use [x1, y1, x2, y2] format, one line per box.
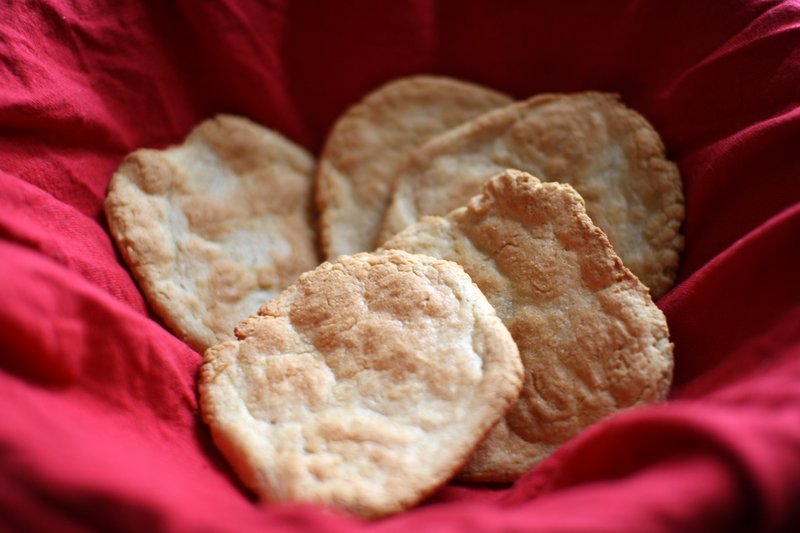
[1, 1, 799, 531]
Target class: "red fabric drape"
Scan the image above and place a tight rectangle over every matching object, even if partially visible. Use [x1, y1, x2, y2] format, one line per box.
[1, 1, 798, 531]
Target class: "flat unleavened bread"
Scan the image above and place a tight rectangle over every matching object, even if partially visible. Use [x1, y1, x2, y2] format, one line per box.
[199, 250, 523, 518]
[316, 75, 512, 260]
[381, 170, 674, 481]
[380, 92, 684, 299]
[104, 115, 318, 352]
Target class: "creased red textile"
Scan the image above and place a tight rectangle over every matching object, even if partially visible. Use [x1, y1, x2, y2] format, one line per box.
[1, 1, 799, 531]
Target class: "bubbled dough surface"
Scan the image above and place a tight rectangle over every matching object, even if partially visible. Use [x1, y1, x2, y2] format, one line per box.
[382, 170, 674, 481]
[199, 251, 523, 518]
[380, 92, 684, 299]
[316, 75, 512, 260]
[104, 115, 318, 352]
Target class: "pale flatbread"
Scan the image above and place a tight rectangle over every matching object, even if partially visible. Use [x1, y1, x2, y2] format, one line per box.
[316, 75, 512, 260]
[104, 115, 318, 352]
[381, 170, 674, 481]
[380, 92, 684, 299]
[199, 250, 523, 518]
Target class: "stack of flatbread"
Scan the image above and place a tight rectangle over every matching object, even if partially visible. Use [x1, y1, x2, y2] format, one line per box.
[105, 75, 683, 518]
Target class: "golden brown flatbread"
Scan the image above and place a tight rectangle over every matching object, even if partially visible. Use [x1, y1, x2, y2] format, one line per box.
[316, 75, 512, 260]
[199, 250, 523, 517]
[104, 115, 318, 351]
[380, 92, 684, 298]
[382, 170, 674, 481]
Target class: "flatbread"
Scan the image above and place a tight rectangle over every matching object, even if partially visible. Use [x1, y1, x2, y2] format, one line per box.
[199, 250, 523, 518]
[381, 170, 674, 481]
[380, 92, 684, 298]
[104, 115, 318, 352]
[316, 75, 512, 260]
